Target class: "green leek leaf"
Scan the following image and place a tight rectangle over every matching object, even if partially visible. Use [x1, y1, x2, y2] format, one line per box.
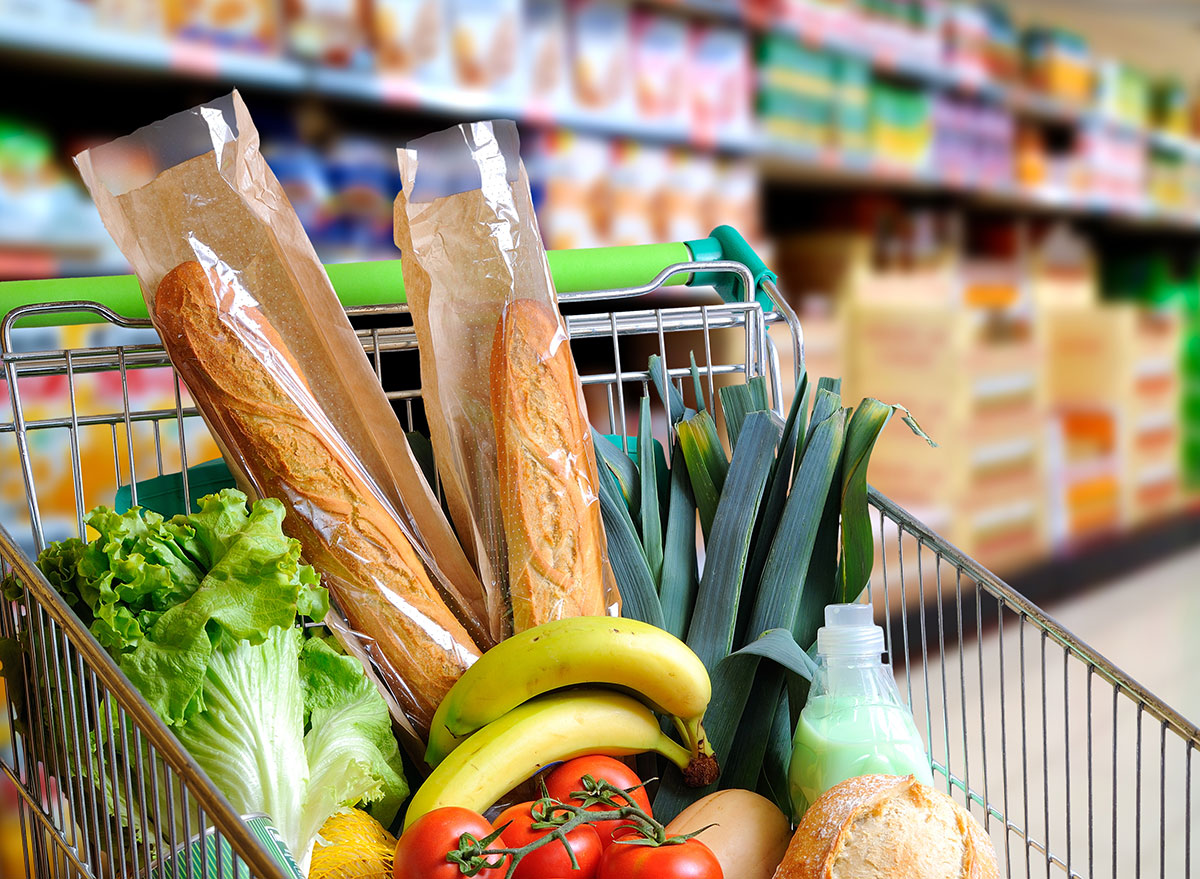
[717, 376, 770, 451]
[638, 396, 664, 586]
[659, 438, 699, 639]
[729, 627, 819, 681]
[760, 686, 795, 817]
[722, 667, 785, 791]
[747, 406, 846, 641]
[593, 429, 641, 522]
[738, 371, 809, 646]
[684, 412, 781, 672]
[597, 468, 664, 629]
[690, 351, 708, 413]
[835, 398, 894, 604]
[677, 411, 729, 539]
[649, 354, 689, 426]
[836, 400, 938, 603]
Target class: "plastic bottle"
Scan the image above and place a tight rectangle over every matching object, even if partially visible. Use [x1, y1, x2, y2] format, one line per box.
[788, 603, 933, 820]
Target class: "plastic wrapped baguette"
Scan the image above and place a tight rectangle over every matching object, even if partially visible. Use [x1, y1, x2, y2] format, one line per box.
[75, 92, 488, 738]
[153, 260, 481, 729]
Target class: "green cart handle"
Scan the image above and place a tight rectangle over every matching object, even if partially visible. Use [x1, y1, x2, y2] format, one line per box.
[0, 228, 776, 328]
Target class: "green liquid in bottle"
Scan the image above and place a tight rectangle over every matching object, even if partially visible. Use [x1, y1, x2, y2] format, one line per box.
[788, 693, 934, 819]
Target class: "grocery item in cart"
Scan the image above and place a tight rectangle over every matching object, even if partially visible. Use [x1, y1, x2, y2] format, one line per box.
[394, 119, 618, 637]
[16, 491, 408, 873]
[73, 91, 490, 739]
[788, 604, 932, 820]
[773, 774, 999, 879]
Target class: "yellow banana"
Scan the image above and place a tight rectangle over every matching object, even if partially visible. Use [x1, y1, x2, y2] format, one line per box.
[426, 616, 713, 766]
[405, 689, 717, 830]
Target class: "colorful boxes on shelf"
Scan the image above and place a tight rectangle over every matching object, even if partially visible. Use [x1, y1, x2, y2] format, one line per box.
[1022, 26, 1093, 106]
[775, 225, 1047, 578]
[1043, 304, 1183, 533]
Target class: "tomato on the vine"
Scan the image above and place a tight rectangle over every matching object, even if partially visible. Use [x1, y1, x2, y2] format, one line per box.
[493, 800, 603, 879]
[597, 836, 724, 879]
[544, 756, 651, 846]
[393, 807, 509, 879]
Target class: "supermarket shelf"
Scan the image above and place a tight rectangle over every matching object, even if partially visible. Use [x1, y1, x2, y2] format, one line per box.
[5, 14, 1200, 248]
[0, 15, 307, 90]
[2, 15, 756, 153]
[759, 141, 1200, 231]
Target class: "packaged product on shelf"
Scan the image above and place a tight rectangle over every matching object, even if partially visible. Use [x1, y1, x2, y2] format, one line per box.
[757, 34, 836, 151]
[372, 0, 450, 82]
[708, 157, 763, 250]
[833, 53, 871, 156]
[1022, 26, 1093, 105]
[689, 23, 753, 145]
[942, 0, 989, 85]
[524, 0, 571, 115]
[94, 0, 163, 33]
[631, 11, 689, 129]
[394, 120, 620, 638]
[448, 0, 521, 97]
[610, 139, 664, 247]
[162, 0, 280, 51]
[980, 2, 1018, 83]
[1078, 124, 1145, 208]
[525, 128, 612, 249]
[325, 135, 395, 261]
[262, 139, 334, 249]
[654, 147, 710, 244]
[869, 81, 931, 170]
[774, 0, 851, 46]
[74, 91, 491, 741]
[1095, 60, 1151, 130]
[569, 0, 634, 120]
[282, 0, 370, 67]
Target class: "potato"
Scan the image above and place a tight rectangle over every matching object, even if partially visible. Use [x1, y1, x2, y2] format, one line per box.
[664, 789, 792, 879]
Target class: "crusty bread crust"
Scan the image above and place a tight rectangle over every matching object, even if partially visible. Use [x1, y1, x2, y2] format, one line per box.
[773, 774, 1000, 879]
[154, 261, 481, 732]
[489, 298, 607, 632]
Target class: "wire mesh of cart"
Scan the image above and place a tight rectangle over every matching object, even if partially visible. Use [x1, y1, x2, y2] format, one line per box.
[0, 252, 1197, 879]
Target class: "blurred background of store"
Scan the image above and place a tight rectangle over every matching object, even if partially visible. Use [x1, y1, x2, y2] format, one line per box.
[3, 0, 1200, 869]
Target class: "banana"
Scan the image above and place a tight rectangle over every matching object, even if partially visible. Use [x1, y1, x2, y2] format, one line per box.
[405, 689, 718, 830]
[426, 616, 713, 766]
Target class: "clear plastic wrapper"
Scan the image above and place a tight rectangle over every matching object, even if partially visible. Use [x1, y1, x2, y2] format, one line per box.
[74, 91, 490, 742]
[394, 120, 618, 638]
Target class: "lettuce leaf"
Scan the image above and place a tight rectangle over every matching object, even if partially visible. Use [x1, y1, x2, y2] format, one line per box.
[297, 638, 408, 858]
[174, 627, 309, 859]
[31, 489, 403, 869]
[120, 497, 322, 724]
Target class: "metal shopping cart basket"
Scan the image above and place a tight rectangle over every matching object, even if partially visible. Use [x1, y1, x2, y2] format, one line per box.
[0, 231, 1197, 879]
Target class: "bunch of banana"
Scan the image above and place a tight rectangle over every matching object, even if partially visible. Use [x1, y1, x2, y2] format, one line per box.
[407, 617, 717, 828]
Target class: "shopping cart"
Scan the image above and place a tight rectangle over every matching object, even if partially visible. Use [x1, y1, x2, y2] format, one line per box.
[0, 234, 1196, 879]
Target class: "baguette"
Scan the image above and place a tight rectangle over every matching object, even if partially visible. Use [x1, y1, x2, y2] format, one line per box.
[154, 261, 481, 732]
[773, 774, 999, 879]
[489, 298, 608, 631]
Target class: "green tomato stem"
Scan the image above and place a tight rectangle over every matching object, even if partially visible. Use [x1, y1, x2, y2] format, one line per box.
[450, 777, 676, 878]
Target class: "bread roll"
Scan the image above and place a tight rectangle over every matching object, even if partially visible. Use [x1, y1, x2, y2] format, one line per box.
[773, 774, 999, 879]
[154, 261, 481, 732]
[489, 298, 607, 631]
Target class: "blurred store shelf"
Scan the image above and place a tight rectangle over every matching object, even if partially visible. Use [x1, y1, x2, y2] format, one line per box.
[3, 7, 1200, 238]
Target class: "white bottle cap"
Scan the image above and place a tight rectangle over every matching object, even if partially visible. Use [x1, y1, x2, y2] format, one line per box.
[816, 603, 886, 657]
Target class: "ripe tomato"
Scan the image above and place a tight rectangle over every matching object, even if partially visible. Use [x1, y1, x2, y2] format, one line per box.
[493, 801, 603, 879]
[597, 836, 723, 879]
[544, 756, 651, 846]
[394, 807, 509, 879]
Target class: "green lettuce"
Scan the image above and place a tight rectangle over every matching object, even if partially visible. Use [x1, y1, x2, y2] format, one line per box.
[31, 489, 403, 871]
